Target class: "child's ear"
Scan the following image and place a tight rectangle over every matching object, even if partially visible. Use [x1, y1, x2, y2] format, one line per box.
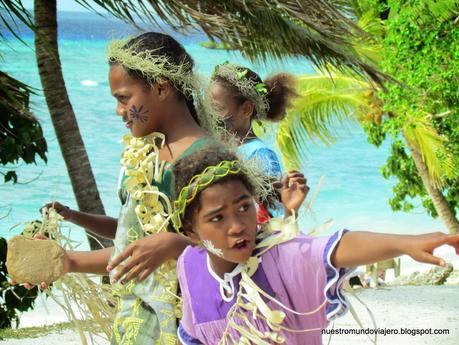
[155, 80, 173, 101]
[241, 100, 255, 119]
[183, 221, 200, 243]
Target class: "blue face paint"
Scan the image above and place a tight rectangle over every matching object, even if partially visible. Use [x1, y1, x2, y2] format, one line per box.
[129, 105, 149, 123]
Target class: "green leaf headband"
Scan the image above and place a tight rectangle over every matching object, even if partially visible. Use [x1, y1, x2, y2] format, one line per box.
[172, 160, 242, 231]
[212, 62, 269, 118]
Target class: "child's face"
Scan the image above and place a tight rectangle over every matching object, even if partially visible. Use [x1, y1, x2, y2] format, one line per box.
[189, 179, 258, 264]
[109, 64, 163, 138]
[210, 82, 252, 135]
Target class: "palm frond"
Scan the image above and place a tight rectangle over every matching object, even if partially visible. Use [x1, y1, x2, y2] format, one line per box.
[275, 73, 376, 169]
[403, 114, 455, 187]
[0, 0, 34, 44]
[75, 0, 388, 84]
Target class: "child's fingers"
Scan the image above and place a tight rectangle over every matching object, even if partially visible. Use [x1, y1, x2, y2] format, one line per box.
[444, 234, 459, 255]
[112, 260, 136, 283]
[297, 183, 310, 193]
[290, 177, 307, 185]
[121, 264, 144, 284]
[24, 282, 34, 289]
[137, 268, 152, 283]
[282, 174, 290, 189]
[108, 245, 133, 270]
[286, 170, 303, 177]
[418, 251, 446, 267]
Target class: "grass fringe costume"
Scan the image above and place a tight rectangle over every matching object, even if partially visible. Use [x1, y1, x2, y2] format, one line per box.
[7, 209, 116, 344]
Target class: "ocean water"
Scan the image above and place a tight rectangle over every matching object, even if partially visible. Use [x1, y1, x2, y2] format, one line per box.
[0, 12, 445, 254]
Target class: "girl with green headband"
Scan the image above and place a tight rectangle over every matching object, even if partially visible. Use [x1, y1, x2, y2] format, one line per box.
[23, 32, 218, 344]
[171, 149, 459, 344]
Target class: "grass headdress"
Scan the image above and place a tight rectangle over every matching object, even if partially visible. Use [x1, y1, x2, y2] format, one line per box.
[212, 62, 269, 119]
[107, 38, 197, 98]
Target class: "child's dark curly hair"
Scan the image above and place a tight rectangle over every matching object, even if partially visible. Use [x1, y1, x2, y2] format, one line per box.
[212, 66, 297, 122]
[172, 149, 256, 229]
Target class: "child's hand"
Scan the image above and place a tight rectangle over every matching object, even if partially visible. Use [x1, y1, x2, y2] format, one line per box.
[41, 201, 74, 221]
[404, 232, 459, 266]
[108, 232, 192, 284]
[279, 171, 309, 216]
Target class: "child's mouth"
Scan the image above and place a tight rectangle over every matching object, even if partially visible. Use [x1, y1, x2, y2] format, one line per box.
[232, 239, 249, 250]
[125, 120, 133, 128]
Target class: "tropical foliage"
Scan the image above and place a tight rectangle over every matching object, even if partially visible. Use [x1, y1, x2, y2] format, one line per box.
[0, 237, 38, 328]
[263, 0, 459, 232]
[0, 73, 47, 184]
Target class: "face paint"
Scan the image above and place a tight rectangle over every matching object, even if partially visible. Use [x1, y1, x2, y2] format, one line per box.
[202, 239, 224, 258]
[129, 104, 149, 123]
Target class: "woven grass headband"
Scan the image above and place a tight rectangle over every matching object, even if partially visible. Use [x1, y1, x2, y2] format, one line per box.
[171, 160, 242, 231]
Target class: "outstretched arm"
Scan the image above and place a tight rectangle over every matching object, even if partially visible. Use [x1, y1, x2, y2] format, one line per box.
[65, 247, 113, 275]
[43, 201, 118, 239]
[332, 231, 459, 268]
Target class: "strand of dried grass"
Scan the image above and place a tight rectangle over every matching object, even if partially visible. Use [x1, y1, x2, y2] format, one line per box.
[39, 209, 116, 344]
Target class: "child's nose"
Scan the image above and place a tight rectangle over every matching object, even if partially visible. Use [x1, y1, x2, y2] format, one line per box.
[116, 103, 127, 117]
[228, 218, 245, 235]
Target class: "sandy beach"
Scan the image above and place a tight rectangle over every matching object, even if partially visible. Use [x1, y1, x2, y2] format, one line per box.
[4, 273, 458, 344]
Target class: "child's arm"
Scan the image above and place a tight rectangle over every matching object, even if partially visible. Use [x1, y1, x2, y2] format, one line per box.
[108, 232, 194, 284]
[65, 247, 113, 275]
[332, 231, 459, 268]
[43, 201, 118, 239]
[279, 171, 309, 217]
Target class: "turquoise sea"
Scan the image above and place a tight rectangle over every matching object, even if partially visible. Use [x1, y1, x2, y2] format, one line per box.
[0, 12, 443, 249]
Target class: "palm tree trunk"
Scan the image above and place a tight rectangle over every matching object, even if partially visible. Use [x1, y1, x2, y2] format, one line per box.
[406, 139, 459, 234]
[34, 0, 112, 249]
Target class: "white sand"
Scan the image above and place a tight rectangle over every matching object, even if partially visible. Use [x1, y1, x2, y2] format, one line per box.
[329, 285, 459, 345]
[4, 248, 458, 344]
[4, 285, 458, 345]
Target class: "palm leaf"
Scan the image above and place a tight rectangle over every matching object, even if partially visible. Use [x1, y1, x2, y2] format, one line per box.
[403, 114, 455, 187]
[0, 0, 34, 44]
[2, 0, 387, 83]
[75, 0, 388, 84]
[275, 72, 374, 169]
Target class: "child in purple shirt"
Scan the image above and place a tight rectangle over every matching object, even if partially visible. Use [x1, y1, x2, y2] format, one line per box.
[170, 149, 459, 345]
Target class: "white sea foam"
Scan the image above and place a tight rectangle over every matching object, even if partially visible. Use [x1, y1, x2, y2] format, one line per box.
[80, 79, 98, 87]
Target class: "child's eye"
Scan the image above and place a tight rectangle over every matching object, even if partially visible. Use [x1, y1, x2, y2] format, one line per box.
[210, 215, 223, 222]
[239, 204, 250, 212]
[117, 95, 127, 103]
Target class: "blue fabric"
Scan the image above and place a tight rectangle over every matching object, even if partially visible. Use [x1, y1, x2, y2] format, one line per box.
[178, 324, 203, 345]
[237, 138, 282, 179]
[322, 229, 356, 320]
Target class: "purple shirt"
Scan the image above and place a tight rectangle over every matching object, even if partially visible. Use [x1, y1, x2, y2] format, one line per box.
[177, 230, 352, 344]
